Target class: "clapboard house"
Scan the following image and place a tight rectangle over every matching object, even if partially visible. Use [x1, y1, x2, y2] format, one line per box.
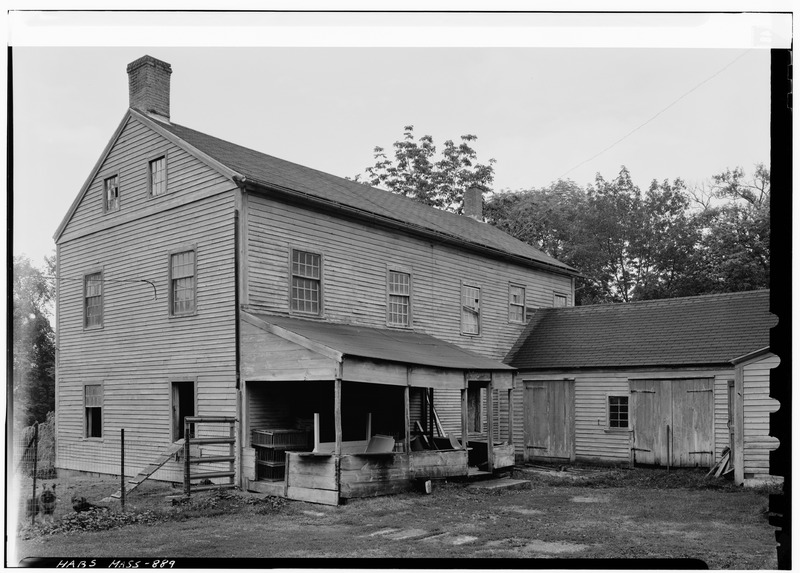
[53, 55, 578, 504]
[505, 290, 779, 486]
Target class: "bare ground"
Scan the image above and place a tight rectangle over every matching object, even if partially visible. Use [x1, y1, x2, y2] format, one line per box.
[11, 467, 779, 568]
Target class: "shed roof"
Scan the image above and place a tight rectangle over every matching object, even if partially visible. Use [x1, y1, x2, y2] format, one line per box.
[248, 312, 514, 371]
[149, 116, 576, 275]
[507, 290, 775, 370]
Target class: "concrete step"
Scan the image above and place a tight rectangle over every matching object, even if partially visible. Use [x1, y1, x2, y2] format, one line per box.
[466, 477, 531, 491]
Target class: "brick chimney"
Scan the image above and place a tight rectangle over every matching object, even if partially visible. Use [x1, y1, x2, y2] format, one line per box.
[463, 187, 484, 221]
[127, 55, 172, 122]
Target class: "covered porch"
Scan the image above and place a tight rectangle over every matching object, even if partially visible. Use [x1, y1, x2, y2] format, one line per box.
[239, 312, 516, 505]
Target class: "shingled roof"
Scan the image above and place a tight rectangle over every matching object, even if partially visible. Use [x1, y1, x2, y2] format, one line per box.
[150, 116, 577, 275]
[507, 290, 775, 370]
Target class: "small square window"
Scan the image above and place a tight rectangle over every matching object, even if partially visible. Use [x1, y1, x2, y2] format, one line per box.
[291, 250, 321, 314]
[509, 285, 526, 323]
[608, 396, 629, 429]
[170, 250, 196, 315]
[84, 384, 103, 438]
[84, 272, 103, 328]
[149, 156, 167, 197]
[104, 175, 119, 212]
[554, 293, 568, 307]
[388, 271, 411, 326]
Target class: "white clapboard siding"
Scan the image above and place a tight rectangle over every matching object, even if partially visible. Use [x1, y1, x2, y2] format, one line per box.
[513, 368, 735, 465]
[56, 116, 238, 477]
[741, 354, 780, 480]
[245, 194, 573, 363]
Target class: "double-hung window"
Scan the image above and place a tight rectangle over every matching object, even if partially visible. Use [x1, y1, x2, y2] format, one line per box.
[291, 249, 321, 314]
[84, 272, 103, 328]
[461, 284, 481, 335]
[84, 384, 103, 438]
[509, 284, 526, 323]
[149, 156, 167, 197]
[608, 396, 629, 429]
[104, 175, 120, 212]
[170, 250, 196, 316]
[388, 270, 411, 327]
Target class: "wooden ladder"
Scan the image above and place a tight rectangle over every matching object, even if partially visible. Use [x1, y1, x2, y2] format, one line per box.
[105, 439, 186, 500]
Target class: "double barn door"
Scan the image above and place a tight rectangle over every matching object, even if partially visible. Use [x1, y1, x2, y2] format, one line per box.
[523, 380, 575, 462]
[630, 378, 714, 468]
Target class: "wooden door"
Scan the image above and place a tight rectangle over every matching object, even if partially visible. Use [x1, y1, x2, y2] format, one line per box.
[631, 378, 714, 467]
[671, 378, 714, 467]
[523, 381, 574, 462]
[630, 379, 669, 465]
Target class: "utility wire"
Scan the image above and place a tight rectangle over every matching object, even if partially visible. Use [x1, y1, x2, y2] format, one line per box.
[42, 275, 158, 300]
[558, 49, 753, 181]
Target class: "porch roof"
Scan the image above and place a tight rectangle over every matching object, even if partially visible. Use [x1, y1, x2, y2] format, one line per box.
[246, 313, 514, 372]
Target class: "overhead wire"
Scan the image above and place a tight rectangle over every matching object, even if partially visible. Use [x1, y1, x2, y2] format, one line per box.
[41, 275, 158, 300]
[557, 49, 753, 181]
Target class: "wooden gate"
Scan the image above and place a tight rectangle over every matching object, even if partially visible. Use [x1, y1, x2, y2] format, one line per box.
[631, 378, 714, 468]
[523, 380, 574, 462]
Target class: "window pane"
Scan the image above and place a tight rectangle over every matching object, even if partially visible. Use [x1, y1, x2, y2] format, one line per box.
[292, 277, 320, 313]
[389, 271, 410, 295]
[292, 250, 320, 279]
[609, 396, 629, 428]
[509, 285, 525, 322]
[462, 285, 480, 334]
[150, 157, 166, 196]
[554, 294, 567, 307]
[85, 273, 102, 327]
[104, 176, 119, 212]
[171, 251, 195, 314]
[389, 295, 409, 325]
[85, 384, 103, 438]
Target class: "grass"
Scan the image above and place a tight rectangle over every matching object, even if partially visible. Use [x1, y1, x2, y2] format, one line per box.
[12, 467, 780, 568]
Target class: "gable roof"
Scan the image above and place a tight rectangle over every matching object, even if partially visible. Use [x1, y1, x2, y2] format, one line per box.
[144, 115, 577, 275]
[245, 312, 514, 371]
[507, 290, 775, 370]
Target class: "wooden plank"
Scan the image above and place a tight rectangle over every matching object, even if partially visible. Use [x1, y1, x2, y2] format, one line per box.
[339, 480, 414, 498]
[486, 381, 495, 471]
[404, 385, 411, 454]
[342, 359, 407, 387]
[286, 486, 339, 506]
[492, 443, 515, 469]
[334, 378, 342, 456]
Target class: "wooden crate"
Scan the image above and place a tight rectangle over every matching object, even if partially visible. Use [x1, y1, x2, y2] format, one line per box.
[251, 429, 309, 448]
[254, 445, 288, 463]
[256, 460, 286, 481]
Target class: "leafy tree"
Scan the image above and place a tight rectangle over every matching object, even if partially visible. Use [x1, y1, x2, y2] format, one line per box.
[690, 164, 770, 292]
[13, 255, 56, 429]
[358, 125, 496, 212]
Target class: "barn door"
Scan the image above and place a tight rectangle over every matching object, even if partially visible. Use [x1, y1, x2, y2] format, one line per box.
[631, 378, 714, 467]
[630, 379, 670, 465]
[671, 378, 714, 467]
[523, 380, 574, 462]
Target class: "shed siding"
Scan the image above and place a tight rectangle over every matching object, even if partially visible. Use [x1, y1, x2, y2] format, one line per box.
[56, 172, 238, 478]
[741, 354, 780, 481]
[245, 194, 573, 362]
[514, 368, 734, 464]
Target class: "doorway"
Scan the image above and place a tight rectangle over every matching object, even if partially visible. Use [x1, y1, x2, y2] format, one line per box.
[630, 378, 714, 467]
[523, 380, 575, 462]
[172, 381, 196, 441]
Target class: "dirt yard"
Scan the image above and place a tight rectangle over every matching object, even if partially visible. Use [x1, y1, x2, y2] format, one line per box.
[11, 466, 779, 568]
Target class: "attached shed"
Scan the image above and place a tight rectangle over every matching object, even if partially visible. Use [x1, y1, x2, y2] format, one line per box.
[506, 290, 780, 485]
[240, 312, 517, 505]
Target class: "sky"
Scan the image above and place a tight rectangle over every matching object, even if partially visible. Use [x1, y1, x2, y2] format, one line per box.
[8, 10, 790, 266]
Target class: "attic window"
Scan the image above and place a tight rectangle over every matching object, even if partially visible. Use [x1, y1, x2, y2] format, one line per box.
[461, 284, 481, 335]
[291, 249, 322, 314]
[554, 293, 568, 307]
[149, 156, 167, 197]
[104, 175, 120, 212]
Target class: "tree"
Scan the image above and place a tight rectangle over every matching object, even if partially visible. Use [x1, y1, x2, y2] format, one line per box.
[690, 164, 770, 292]
[13, 255, 56, 429]
[359, 125, 496, 212]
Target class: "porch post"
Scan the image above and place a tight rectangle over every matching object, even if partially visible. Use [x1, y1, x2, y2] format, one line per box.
[508, 387, 514, 445]
[404, 383, 411, 454]
[461, 376, 469, 451]
[334, 378, 342, 456]
[486, 378, 495, 472]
